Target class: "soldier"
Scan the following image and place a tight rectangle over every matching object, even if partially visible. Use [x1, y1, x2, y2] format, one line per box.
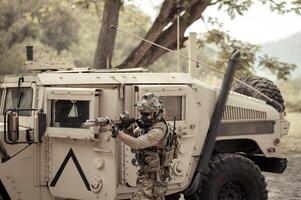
[111, 93, 171, 200]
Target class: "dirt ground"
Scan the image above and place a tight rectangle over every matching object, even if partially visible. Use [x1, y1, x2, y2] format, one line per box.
[265, 154, 301, 200]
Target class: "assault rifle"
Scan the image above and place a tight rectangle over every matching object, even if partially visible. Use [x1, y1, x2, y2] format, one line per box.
[82, 111, 136, 131]
[165, 116, 177, 150]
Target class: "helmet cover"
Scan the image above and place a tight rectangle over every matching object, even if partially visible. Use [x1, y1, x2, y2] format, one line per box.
[136, 93, 163, 113]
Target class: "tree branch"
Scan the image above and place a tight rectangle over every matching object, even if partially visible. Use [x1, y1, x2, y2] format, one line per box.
[117, 0, 209, 68]
[116, 0, 178, 68]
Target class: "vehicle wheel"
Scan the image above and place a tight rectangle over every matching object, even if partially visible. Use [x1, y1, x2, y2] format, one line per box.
[232, 76, 285, 112]
[185, 153, 268, 200]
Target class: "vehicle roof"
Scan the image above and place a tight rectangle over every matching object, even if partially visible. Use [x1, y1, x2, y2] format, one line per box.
[0, 70, 270, 108]
[1, 71, 194, 86]
[37, 72, 194, 85]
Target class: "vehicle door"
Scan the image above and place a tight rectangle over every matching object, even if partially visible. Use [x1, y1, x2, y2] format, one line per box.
[45, 87, 117, 200]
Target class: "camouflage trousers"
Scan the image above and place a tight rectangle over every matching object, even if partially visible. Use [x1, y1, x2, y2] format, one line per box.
[131, 175, 168, 200]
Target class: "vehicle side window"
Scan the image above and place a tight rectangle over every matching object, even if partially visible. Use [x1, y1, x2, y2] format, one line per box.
[159, 96, 183, 121]
[51, 100, 89, 128]
[4, 88, 33, 116]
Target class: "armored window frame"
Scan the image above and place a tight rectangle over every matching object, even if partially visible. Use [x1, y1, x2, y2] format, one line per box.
[159, 96, 184, 121]
[45, 88, 100, 139]
[136, 85, 187, 122]
[50, 100, 90, 129]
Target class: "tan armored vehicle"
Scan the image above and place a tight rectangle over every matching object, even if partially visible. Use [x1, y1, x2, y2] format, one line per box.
[0, 45, 290, 200]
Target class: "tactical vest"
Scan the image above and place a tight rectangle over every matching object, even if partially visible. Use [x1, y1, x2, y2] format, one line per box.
[135, 119, 179, 174]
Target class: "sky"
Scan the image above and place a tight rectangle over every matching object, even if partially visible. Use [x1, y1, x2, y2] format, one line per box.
[128, 1, 301, 44]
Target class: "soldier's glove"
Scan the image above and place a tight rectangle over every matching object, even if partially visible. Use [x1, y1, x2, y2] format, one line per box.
[111, 126, 119, 138]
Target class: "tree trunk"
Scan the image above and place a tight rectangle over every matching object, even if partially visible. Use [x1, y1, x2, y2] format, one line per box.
[117, 0, 209, 69]
[136, 1, 209, 67]
[93, 0, 121, 69]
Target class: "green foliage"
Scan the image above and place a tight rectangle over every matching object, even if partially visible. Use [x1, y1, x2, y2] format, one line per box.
[214, 0, 301, 17]
[215, 0, 253, 18]
[66, 6, 100, 67]
[0, 0, 151, 72]
[0, 0, 39, 47]
[0, 43, 26, 74]
[258, 0, 301, 14]
[198, 28, 296, 80]
[0, 0, 299, 81]
[149, 42, 216, 74]
[39, 7, 79, 53]
[72, 0, 97, 9]
[142, 0, 299, 80]
[259, 55, 296, 80]
[0, 0, 38, 74]
[203, 29, 259, 75]
[0, 0, 79, 74]
[113, 5, 151, 66]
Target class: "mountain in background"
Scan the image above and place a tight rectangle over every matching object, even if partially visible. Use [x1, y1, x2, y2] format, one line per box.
[261, 32, 301, 112]
[262, 32, 301, 78]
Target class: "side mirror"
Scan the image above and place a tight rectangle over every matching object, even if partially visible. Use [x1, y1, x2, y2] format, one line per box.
[4, 109, 46, 144]
[7, 111, 19, 144]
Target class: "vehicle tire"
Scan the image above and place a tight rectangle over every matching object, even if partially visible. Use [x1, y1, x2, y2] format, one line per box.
[232, 76, 285, 112]
[185, 153, 268, 200]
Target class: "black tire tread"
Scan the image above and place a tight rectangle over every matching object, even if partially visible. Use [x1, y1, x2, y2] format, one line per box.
[232, 76, 285, 112]
[185, 153, 268, 200]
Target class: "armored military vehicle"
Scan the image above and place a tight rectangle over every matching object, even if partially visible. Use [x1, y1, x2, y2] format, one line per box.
[0, 42, 289, 200]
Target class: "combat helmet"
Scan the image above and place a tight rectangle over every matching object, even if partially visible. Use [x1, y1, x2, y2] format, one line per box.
[136, 93, 163, 114]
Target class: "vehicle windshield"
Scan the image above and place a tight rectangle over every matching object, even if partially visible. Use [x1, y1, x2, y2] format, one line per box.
[4, 87, 33, 116]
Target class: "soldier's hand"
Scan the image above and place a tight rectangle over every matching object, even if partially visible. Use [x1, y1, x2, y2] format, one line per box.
[119, 111, 130, 121]
[111, 126, 119, 138]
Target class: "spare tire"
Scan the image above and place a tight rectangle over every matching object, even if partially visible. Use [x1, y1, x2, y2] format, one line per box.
[232, 76, 285, 112]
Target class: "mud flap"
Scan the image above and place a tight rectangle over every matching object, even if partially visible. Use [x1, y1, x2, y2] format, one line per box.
[247, 155, 287, 174]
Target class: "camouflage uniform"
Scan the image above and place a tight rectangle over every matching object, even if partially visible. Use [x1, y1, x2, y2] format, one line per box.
[116, 93, 170, 200]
